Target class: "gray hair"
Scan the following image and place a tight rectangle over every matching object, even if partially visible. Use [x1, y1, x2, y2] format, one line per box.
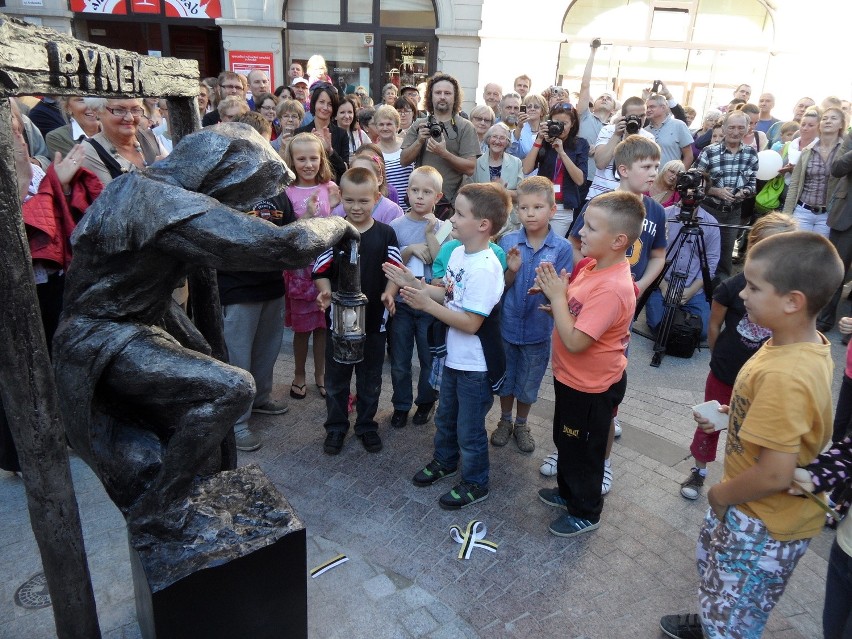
[484, 122, 511, 145]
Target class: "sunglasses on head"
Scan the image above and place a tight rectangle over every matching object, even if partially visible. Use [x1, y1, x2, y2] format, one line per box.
[312, 82, 339, 95]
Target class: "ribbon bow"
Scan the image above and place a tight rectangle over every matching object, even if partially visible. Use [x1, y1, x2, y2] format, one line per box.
[449, 520, 498, 559]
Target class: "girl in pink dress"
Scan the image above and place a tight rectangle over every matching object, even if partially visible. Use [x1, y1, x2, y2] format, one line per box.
[283, 133, 341, 399]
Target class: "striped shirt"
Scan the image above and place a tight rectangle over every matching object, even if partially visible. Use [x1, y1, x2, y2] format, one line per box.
[800, 142, 841, 207]
[383, 148, 414, 207]
[693, 142, 758, 208]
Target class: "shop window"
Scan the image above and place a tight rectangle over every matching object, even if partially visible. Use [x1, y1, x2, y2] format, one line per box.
[380, 0, 436, 29]
[348, 0, 373, 23]
[288, 30, 372, 93]
[285, 1, 341, 25]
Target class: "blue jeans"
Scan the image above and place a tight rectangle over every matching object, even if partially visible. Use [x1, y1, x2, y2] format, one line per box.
[824, 539, 852, 639]
[433, 367, 493, 486]
[323, 332, 385, 436]
[390, 303, 437, 411]
[646, 287, 711, 340]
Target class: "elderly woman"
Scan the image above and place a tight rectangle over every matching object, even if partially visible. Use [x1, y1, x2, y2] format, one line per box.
[46, 96, 100, 158]
[783, 107, 847, 237]
[374, 104, 413, 202]
[470, 104, 496, 155]
[692, 109, 722, 156]
[474, 122, 524, 234]
[381, 83, 399, 106]
[253, 92, 280, 139]
[197, 83, 211, 119]
[81, 98, 160, 186]
[646, 159, 684, 208]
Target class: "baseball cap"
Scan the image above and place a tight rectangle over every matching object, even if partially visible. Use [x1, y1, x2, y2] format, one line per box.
[290, 78, 308, 87]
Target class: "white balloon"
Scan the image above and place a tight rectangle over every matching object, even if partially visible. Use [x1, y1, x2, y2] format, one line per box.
[756, 150, 783, 180]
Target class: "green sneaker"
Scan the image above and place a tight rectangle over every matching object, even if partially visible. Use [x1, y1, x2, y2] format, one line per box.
[412, 460, 457, 487]
[438, 481, 489, 510]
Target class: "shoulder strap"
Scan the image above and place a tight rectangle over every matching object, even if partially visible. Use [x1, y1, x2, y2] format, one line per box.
[85, 138, 125, 180]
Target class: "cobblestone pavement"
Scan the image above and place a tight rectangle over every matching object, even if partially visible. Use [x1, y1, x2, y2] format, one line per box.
[0, 321, 842, 638]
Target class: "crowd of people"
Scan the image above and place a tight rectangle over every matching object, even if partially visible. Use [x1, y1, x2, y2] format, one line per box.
[5, 41, 852, 639]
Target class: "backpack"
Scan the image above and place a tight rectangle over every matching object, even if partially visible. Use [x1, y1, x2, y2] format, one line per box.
[664, 308, 702, 358]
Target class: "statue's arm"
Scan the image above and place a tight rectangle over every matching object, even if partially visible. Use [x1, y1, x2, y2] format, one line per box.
[156, 205, 359, 272]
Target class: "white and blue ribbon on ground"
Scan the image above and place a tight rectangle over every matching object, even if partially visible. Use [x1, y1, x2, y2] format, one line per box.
[449, 520, 498, 559]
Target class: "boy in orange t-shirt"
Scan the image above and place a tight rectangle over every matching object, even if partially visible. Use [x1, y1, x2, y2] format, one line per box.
[534, 191, 645, 537]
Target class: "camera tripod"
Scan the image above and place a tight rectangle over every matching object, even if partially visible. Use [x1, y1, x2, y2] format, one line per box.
[633, 202, 747, 367]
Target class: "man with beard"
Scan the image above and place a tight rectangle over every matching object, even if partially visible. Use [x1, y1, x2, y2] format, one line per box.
[400, 73, 480, 205]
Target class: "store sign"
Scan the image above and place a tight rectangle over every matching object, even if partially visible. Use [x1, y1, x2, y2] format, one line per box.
[229, 51, 275, 90]
[70, 0, 222, 17]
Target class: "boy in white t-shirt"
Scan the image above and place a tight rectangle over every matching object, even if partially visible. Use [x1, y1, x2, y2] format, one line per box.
[384, 183, 509, 509]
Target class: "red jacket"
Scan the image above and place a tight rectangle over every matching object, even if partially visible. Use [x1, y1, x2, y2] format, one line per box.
[22, 165, 102, 270]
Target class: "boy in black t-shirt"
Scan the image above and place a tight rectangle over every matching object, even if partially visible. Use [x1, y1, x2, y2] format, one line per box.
[313, 167, 402, 455]
[679, 213, 797, 500]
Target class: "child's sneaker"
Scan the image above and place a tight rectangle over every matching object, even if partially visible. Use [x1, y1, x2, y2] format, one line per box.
[537, 487, 567, 510]
[601, 462, 613, 495]
[490, 419, 513, 447]
[659, 613, 703, 639]
[613, 416, 622, 438]
[548, 512, 599, 537]
[412, 460, 457, 487]
[680, 468, 705, 500]
[539, 450, 558, 476]
[438, 481, 489, 510]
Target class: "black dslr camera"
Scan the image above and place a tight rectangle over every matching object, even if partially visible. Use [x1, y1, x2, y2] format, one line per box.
[546, 120, 565, 138]
[424, 115, 446, 140]
[624, 114, 643, 135]
[675, 168, 706, 219]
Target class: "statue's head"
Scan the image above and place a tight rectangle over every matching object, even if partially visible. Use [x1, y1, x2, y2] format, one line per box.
[148, 123, 294, 209]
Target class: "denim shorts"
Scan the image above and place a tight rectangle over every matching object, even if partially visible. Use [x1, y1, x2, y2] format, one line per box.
[498, 339, 551, 405]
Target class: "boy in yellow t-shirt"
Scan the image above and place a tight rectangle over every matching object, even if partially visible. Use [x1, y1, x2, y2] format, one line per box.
[660, 232, 844, 639]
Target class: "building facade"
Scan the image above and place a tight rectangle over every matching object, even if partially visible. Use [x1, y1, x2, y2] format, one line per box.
[3, 0, 850, 118]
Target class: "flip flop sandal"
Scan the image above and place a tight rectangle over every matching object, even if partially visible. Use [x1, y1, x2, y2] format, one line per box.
[290, 383, 307, 399]
[316, 384, 327, 398]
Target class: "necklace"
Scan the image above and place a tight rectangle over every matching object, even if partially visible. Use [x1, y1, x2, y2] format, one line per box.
[103, 134, 147, 170]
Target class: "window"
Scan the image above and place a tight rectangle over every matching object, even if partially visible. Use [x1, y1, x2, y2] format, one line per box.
[380, 0, 436, 28]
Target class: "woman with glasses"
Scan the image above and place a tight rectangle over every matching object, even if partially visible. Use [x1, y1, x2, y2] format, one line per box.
[81, 98, 160, 186]
[470, 104, 496, 155]
[272, 99, 305, 153]
[522, 103, 588, 238]
[516, 93, 549, 163]
[394, 96, 417, 135]
[295, 83, 349, 181]
[253, 92, 281, 140]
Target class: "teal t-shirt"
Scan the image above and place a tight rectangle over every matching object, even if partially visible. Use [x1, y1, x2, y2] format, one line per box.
[432, 240, 507, 280]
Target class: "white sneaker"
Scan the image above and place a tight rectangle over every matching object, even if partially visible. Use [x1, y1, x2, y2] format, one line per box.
[602, 462, 613, 495]
[539, 451, 558, 477]
[613, 417, 622, 438]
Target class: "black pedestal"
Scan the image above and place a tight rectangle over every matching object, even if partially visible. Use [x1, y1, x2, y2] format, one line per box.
[128, 465, 307, 639]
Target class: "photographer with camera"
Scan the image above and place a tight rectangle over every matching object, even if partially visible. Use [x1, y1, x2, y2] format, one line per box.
[693, 109, 758, 279]
[585, 96, 655, 202]
[522, 103, 589, 238]
[577, 38, 618, 203]
[401, 73, 480, 206]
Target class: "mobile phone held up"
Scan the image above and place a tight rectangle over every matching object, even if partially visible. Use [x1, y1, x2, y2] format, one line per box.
[651, 80, 661, 94]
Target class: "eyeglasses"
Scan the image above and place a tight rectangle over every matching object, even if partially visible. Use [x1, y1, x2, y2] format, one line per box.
[553, 103, 574, 111]
[105, 106, 144, 118]
[259, 105, 277, 111]
[221, 84, 243, 91]
[525, 104, 541, 110]
[473, 116, 494, 124]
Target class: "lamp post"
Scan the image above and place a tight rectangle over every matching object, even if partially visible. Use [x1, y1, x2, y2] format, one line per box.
[330, 239, 367, 364]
